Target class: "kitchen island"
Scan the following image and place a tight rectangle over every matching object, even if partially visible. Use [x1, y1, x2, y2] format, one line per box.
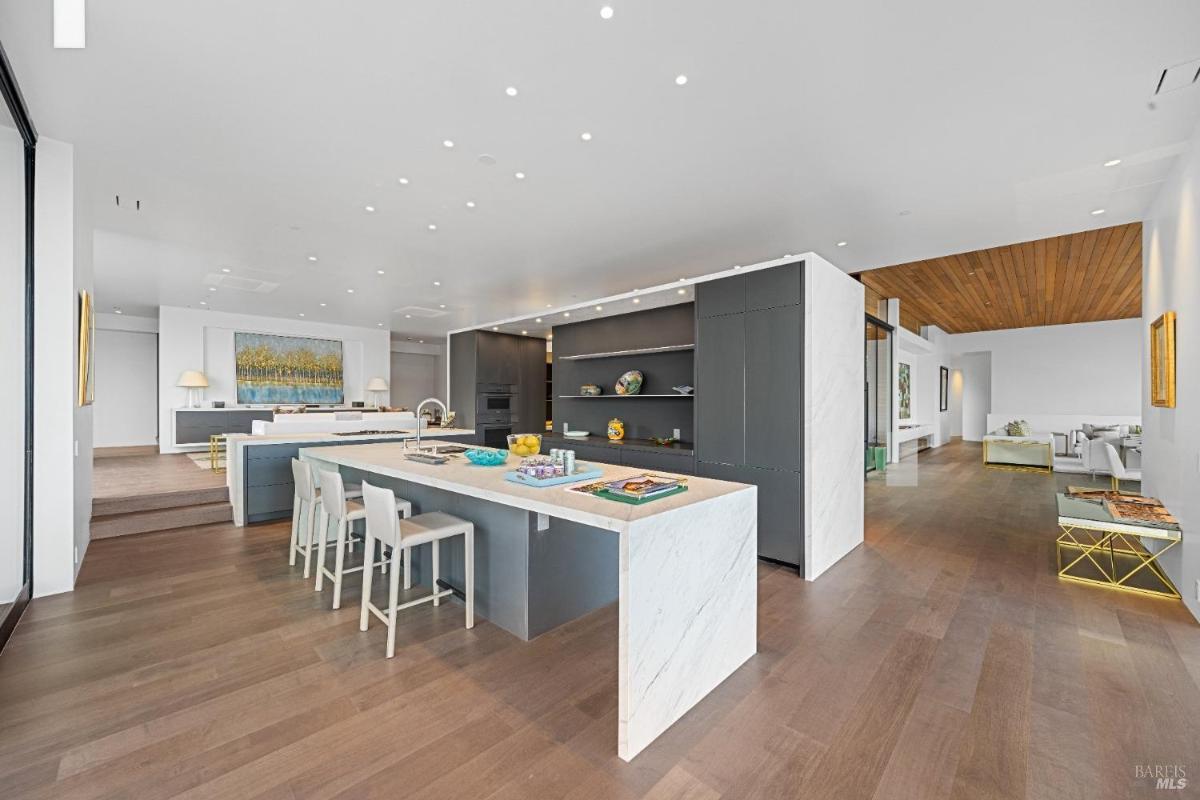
[300, 441, 757, 762]
[225, 427, 477, 526]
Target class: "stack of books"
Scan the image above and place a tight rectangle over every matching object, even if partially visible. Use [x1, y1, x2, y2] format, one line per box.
[603, 475, 685, 500]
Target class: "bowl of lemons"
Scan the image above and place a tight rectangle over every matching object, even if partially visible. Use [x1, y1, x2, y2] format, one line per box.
[507, 433, 543, 458]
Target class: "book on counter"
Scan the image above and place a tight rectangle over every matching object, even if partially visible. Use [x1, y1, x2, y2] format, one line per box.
[567, 473, 688, 503]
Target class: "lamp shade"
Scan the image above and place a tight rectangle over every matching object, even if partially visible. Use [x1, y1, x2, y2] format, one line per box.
[177, 370, 209, 388]
[365, 377, 389, 392]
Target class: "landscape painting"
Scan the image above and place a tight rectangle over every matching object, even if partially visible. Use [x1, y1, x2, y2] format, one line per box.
[234, 332, 344, 405]
[898, 362, 911, 419]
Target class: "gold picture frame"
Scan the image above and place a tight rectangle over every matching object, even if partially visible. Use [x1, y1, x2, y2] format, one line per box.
[77, 289, 95, 407]
[1150, 311, 1176, 408]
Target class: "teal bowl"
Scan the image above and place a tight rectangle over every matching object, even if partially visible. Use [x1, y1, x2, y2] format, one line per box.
[465, 448, 509, 466]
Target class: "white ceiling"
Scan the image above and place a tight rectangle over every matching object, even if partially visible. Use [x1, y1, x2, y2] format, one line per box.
[2, 1, 1199, 338]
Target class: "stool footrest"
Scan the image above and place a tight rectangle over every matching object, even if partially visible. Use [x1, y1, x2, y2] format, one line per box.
[365, 588, 455, 624]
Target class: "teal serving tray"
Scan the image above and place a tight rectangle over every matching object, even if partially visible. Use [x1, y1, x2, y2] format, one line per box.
[504, 463, 604, 487]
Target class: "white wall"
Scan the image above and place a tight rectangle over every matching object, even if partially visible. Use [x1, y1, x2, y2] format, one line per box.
[157, 306, 391, 452]
[803, 253, 864, 580]
[389, 339, 446, 409]
[945, 319, 1142, 421]
[94, 313, 158, 448]
[32, 137, 92, 596]
[0, 121, 26, 606]
[1143, 119, 1200, 620]
[956, 352, 992, 442]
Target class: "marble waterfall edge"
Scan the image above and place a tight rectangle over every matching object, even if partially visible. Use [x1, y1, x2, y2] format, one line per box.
[618, 487, 757, 760]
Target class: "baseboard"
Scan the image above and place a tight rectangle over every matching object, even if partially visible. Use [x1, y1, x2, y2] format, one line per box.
[95, 445, 159, 458]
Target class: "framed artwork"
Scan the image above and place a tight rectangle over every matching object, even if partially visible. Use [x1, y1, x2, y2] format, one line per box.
[939, 366, 949, 412]
[234, 332, 344, 404]
[1150, 311, 1176, 408]
[898, 362, 911, 419]
[77, 290, 94, 407]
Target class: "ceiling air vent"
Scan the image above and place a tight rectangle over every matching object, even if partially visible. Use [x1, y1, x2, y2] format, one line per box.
[204, 273, 280, 293]
[394, 305, 447, 319]
[1155, 57, 1200, 94]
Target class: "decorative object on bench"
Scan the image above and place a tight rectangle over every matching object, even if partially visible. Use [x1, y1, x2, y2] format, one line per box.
[615, 370, 643, 395]
[1005, 419, 1032, 436]
[607, 418, 625, 441]
[580, 383, 602, 396]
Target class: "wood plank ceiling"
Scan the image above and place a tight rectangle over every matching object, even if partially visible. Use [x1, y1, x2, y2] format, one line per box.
[855, 222, 1142, 334]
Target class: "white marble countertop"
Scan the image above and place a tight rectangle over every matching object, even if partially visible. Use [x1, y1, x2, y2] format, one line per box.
[300, 441, 752, 534]
[227, 427, 475, 448]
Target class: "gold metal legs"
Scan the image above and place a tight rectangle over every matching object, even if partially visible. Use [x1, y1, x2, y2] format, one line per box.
[1056, 525, 1180, 598]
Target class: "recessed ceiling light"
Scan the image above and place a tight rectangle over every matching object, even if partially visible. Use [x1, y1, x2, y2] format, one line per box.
[898, 210, 911, 216]
[433, 280, 442, 286]
[365, 205, 376, 213]
[1104, 159, 1122, 167]
[580, 132, 592, 141]
[346, 288, 355, 294]
[478, 154, 496, 166]
[319, 302, 327, 307]
[675, 74, 688, 86]
[113, 308, 123, 314]
[308, 255, 318, 262]
[298, 313, 305, 317]
[535, 317, 543, 323]
[677, 288, 687, 295]
[836, 241, 847, 247]
[405, 314, 412, 319]
[419, 340, 424, 344]
[1091, 208, 1106, 215]
[466, 200, 476, 208]
[733, 265, 743, 270]
[492, 326, 499, 331]
[377, 323, 384, 327]
[595, 305, 603, 311]
[547, 333, 553, 340]
[505, 86, 518, 97]
[220, 267, 231, 273]
[439, 304, 447, 309]
[515, 171, 526, 180]
[428, 223, 438, 231]
[376, 269, 385, 275]
[199, 301, 207, 306]
[208, 286, 217, 292]
[678, 277, 687, 282]
[398, 177, 409, 185]
[443, 140, 455, 149]
[545, 303, 552, 308]
[521, 330, 528, 335]
[563, 312, 570, 317]
[600, 6, 614, 19]
[632, 298, 640, 304]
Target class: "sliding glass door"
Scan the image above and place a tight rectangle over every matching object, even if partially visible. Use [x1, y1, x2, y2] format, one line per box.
[0, 38, 36, 652]
[865, 315, 892, 473]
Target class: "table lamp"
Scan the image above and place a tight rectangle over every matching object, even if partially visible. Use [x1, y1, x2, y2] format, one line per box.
[365, 377, 389, 408]
[177, 370, 209, 408]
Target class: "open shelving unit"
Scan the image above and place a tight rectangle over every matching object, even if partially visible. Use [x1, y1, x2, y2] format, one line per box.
[557, 394, 694, 399]
[557, 344, 694, 361]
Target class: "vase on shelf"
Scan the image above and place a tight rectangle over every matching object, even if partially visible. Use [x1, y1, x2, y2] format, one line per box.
[607, 418, 625, 441]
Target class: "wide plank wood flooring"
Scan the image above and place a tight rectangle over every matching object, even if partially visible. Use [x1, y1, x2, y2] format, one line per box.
[3, 440, 1198, 799]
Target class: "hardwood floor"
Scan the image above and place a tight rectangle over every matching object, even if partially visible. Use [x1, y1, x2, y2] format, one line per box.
[92, 453, 227, 500]
[3, 440, 1198, 798]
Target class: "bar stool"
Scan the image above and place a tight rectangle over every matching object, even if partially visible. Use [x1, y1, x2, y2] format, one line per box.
[359, 481, 475, 658]
[289, 458, 362, 579]
[314, 468, 412, 610]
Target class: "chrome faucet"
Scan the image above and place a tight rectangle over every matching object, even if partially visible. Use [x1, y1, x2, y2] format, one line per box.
[413, 397, 448, 452]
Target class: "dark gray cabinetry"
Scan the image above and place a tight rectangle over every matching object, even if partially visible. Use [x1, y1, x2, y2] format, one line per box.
[745, 305, 801, 471]
[695, 461, 802, 566]
[477, 333, 521, 385]
[516, 337, 547, 433]
[564, 442, 620, 465]
[449, 330, 546, 436]
[618, 448, 695, 475]
[695, 261, 804, 569]
[747, 260, 803, 311]
[175, 409, 274, 446]
[695, 314, 745, 465]
[697, 273, 746, 318]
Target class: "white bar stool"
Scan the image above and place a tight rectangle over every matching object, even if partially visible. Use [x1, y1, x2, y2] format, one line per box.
[359, 481, 475, 658]
[289, 458, 362, 579]
[314, 468, 412, 609]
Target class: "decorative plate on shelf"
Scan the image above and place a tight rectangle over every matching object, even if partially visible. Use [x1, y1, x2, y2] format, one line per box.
[563, 430, 590, 438]
[615, 370, 643, 395]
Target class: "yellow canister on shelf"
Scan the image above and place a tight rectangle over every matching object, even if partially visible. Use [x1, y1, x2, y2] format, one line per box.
[607, 418, 625, 441]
